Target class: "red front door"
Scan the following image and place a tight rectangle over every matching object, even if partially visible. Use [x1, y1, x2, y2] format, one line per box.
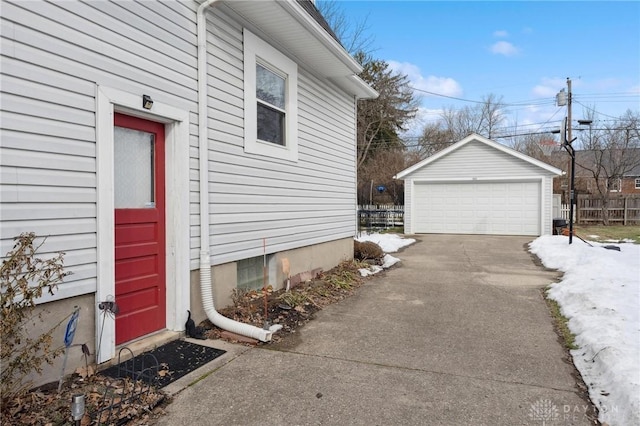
[114, 113, 166, 345]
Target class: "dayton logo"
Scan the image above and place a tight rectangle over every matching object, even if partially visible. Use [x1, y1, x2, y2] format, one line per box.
[529, 399, 559, 425]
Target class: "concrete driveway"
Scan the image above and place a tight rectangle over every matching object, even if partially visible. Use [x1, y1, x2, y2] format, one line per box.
[157, 235, 593, 425]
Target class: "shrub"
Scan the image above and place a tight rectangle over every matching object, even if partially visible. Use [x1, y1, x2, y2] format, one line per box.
[354, 240, 384, 261]
[1, 233, 70, 404]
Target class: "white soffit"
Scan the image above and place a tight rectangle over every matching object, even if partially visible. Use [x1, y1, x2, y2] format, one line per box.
[224, 1, 377, 99]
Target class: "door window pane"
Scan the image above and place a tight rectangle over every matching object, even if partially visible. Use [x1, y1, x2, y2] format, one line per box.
[114, 126, 155, 208]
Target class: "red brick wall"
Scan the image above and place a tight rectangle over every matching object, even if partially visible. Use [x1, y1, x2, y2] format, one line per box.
[621, 177, 640, 194]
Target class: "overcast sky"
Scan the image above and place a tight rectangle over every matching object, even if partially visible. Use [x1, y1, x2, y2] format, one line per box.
[333, 1, 640, 138]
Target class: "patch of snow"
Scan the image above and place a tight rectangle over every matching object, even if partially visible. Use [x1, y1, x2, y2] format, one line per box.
[359, 265, 383, 277]
[356, 232, 415, 253]
[587, 234, 600, 239]
[355, 233, 414, 277]
[381, 254, 401, 268]
[529, 235, 640, 425]
[269, 324, 283, 333]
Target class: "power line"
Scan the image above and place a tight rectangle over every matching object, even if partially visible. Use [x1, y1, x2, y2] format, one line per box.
[409, 86, 488, 104]
[362, 126, 640, 149]
[409, 86, 639, 109]
[573, 100, 630, 120]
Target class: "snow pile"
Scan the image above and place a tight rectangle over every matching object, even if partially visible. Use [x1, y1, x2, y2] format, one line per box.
[355, 233, 414, 276]
[356, 233, 415, 253]
[529, 235, 640, 425]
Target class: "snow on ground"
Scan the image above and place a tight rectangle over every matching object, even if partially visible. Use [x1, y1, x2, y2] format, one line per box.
[529, 235, 640, 425]
[356, 232, 415, 253]
[355, 233, 415, 276]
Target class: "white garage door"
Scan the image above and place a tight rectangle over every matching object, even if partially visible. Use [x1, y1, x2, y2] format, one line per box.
[413, 181, 540, 236]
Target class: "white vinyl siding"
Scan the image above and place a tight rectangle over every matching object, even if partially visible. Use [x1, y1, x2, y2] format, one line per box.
[408, 142, 547, 180]
[1, 0, 359, 301]
[204, 12, 356, 265]
[0, 0, 199, 300]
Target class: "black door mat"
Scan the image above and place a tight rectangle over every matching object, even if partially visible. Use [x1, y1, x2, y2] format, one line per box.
[101, 339, 226, 388]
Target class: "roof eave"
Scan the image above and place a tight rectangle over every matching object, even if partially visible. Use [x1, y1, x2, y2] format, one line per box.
[395, 133, 563, 179]
[224, 0, 372, 97]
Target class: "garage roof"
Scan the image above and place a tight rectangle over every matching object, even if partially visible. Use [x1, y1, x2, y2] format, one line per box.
[395, 133, 563, 179]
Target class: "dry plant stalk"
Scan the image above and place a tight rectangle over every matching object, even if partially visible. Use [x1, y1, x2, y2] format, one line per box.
[1, 232, 70, 405]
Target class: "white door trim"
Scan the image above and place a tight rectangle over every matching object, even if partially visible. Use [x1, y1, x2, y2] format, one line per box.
[95, 86, 190, 363]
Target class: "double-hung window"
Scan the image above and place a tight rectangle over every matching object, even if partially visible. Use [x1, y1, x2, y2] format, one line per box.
[256, 64, 286, 145]
[244, 29, 298, 161]
[608, 178, 622, 192]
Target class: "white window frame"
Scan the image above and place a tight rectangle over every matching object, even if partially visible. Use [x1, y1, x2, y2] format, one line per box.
[243, 28, 298, 162]
[608, 178, 622, 193]
[635, 178, 640, 189]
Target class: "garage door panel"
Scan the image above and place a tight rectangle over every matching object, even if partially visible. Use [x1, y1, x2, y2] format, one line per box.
[414, 181, 540, 236]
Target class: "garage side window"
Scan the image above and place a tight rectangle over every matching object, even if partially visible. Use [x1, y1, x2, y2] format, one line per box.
[243, 29, 298, 161]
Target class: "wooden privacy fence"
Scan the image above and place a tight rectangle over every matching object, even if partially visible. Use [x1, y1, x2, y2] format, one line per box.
[577, 195, 640, 225]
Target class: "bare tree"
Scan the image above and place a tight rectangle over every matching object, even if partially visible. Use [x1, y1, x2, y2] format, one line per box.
[316, 0, 374, 56]
[415, 122, 456, 158]
[358, 148, 421, 205]
[479, 94, 506, 139]
[576, 110, 640, 224]
[420, 94, 506, 154]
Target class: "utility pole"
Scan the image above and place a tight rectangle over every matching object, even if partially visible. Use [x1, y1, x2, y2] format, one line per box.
[556, 78, 576, 244]
[567, 78, 572, 151]
[566, 78, 574, 244]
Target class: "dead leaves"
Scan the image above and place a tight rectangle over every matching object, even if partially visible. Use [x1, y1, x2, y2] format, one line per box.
[158, 363, 173, 378]
[75, 364, 95, 379]
[212, 260, 367, 344]
[1, 373, 166, 425]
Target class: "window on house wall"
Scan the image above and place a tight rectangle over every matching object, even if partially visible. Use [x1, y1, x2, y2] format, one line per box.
[243, 28, 298, 161]
[237, 256, 267, 291]
[256, 64, 286, 145]
[608, 178, 622, 192]
[635, 178, 640, 189]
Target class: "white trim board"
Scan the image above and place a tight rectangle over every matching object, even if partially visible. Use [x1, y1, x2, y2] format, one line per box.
[95, 86, 190, 363]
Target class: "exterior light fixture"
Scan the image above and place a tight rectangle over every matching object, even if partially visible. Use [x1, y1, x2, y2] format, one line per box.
[142, 94, 153, 110]
[71, 394, 85, 425]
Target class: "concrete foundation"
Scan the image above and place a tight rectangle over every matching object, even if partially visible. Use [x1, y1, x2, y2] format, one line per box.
[13, 293, 95, 390]
[189, 238, 354, 325]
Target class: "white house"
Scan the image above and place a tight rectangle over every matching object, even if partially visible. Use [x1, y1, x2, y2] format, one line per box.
[396, 134, 562, 236]
[0, 0, 376, 384]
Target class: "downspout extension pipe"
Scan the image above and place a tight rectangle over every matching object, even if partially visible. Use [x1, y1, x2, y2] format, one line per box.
[197, 0, 272, 342]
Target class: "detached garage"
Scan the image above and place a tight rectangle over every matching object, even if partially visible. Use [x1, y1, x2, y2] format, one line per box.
[395, 134, 562, 236]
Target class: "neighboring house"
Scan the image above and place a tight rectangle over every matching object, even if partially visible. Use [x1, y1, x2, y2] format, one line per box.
[0, 0, 376, 385]
[395, 134, 562, 236]
[573, 150, 640, 195]
[552, 149, 640, 202]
